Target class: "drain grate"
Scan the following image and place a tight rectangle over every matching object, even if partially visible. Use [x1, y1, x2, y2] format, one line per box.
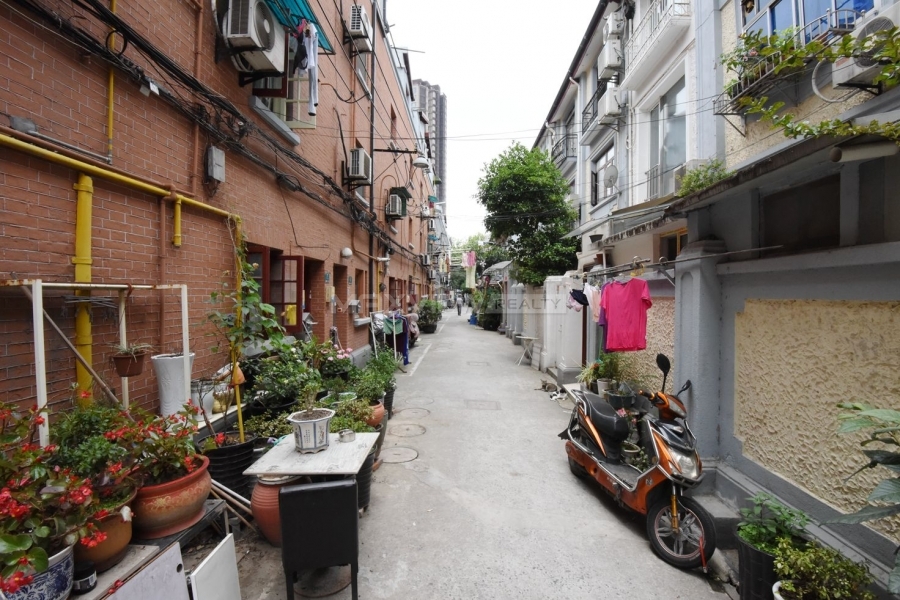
[389, 424, 426, 437]
[465, 400, 500, 410]
[380, 446, 418, 463]
[393, 408, 430, 419]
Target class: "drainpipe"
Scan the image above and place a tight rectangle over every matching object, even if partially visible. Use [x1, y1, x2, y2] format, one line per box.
[106, 0, 117, 164]
[73, 173, 94, 405]
[369, 16, 377, 313]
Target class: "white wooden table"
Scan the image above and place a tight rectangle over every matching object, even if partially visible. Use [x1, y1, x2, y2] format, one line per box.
[243, 433, 379, 477]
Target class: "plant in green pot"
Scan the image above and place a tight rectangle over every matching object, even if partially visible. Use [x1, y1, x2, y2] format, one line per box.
[772, 537, 874, 600]
[736, 492, 809, 600]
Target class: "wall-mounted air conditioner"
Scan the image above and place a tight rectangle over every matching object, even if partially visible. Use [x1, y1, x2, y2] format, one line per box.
[832, 4, 900, 87]
[598, 39, 622, 81]
[349, 5, 373, 53]
[348, 148, 372, 183]
[598, 84, 622, 124]
[386, 194, 403, 217]
[224, 0, 286, 73]
[429, 269, 438, 280]
[421, 254, 431, 266]
[603, 12, 625, 42]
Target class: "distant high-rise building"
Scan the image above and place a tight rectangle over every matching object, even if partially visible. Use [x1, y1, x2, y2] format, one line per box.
[413, 80, 447, 205]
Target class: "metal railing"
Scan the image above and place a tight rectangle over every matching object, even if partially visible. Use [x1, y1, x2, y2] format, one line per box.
[646, 165, 660, 199]
[625, 0, 692, 75]
[552, 134, 577, 162]
[582, 83, 607, 134]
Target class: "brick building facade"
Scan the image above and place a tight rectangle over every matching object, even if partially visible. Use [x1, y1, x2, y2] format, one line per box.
[0, 0, 435, 411]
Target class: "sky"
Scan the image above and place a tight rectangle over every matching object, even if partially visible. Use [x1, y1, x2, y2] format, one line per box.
[385, 1, 600, 243]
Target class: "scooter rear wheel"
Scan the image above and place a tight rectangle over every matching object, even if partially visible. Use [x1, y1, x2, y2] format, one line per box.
[646, 496, 716, 569]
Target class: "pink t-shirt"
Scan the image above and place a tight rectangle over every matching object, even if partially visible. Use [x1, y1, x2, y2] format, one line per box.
[600, 279, 652, 352]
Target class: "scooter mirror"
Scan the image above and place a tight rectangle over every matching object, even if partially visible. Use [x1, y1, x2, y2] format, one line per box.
[678, 380, 692, 395]
[656, 354, 671, 376]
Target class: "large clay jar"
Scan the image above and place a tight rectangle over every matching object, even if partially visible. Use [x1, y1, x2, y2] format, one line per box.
[251, 475, 303, 547]
[75, 491, 136, 572]
[366, 398, 385, 428]
[133, 455, 212, 539]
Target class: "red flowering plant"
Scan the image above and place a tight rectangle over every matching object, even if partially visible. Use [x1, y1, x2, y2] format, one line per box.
[0, 401, 107, 594]
[124, 402, 203, 486]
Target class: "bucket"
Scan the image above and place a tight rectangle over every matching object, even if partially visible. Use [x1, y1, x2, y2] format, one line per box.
[152, 353, 195, 417]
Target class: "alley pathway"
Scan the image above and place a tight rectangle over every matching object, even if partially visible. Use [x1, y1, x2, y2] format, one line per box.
[353, 308, 725, 599]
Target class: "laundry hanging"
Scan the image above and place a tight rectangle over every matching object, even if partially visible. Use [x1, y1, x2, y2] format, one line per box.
[599, 278, 652, 352]
[298, 21, 319, 116]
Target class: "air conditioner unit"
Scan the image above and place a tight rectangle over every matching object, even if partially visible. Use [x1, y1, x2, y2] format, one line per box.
[603, 12, 625, 42]
[598, 39, 622, 81]
[421, 254, 431, 266]
[224, 0, 286, 73]
[386, 194, 403, 217]
[421, 206, 430, 217]
[598, 84, 622, 124]
[349, 5, 373, 53]
[832, 4, 900, 87]
[348, 148, 372, 183]
[429, 269, 439, 280]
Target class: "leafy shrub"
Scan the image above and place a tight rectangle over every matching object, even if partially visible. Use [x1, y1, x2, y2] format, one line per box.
[676, 159, 733, 197]
[773, 537, 874, 600]
[737, 492, 808, 554]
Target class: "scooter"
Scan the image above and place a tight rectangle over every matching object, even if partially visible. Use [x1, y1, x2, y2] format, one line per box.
[559, 354, 716, 569]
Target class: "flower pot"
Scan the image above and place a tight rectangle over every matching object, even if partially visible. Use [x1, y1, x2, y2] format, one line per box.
[737, 533, 777, 600]
[151, 352, 195, 418]
[7, 545, 74, 600]
[200, 434, 257, 499]
[112, 352, 147, 377]
[133, 455, 212, 540]
[373, 422, 386, 460]
[287, 409, 335, 453]
[621, 442, 641, 459]
[420, 323, 438, 334]
[250, 475, 303, 547]
[357, 449, 376, 510]
[366, 398, 385, 428]
[74, 492, 136, 573]
[384, 386, 396, 420]
[772, 581, 784, 600]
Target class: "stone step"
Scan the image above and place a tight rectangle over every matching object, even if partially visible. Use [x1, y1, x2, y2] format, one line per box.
[692, 494, 740, 550]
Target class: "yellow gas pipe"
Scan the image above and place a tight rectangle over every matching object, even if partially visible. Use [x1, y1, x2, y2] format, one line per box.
[73, 174, 94, 405]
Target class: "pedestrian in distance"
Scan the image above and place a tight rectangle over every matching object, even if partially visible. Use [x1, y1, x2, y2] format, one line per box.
[456, 295, 463, 316]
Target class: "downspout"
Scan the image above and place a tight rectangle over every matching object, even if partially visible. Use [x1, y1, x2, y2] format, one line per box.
[369, 22, 377, 313]
[105, 0, 116, 164]
[73, 174, 94, 405]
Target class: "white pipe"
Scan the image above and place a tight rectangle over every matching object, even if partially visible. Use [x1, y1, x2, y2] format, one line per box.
[119, 290, 130, 409]
[829, 141, 899, 163]
[32, 280, 49, 446]
[180, 285, 190, 406]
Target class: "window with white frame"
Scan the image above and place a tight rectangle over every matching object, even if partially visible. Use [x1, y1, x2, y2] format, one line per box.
[591, 145, 616, 207]
[740, 0, 873, 37]
[356, 54, 370, 94]
[646, 76, 686, 199]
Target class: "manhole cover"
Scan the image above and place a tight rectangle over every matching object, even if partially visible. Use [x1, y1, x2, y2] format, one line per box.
[380, 446, 418, 463]
[465, 400, 500, 410]
[389, 424, 426, 437]
[393, 408, 430, 419]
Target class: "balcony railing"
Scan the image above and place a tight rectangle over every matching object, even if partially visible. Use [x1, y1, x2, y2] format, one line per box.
[552, 134, 577, 163]
[646, 165, 660, 200]
[581, 83, 607, 134]
[623, 0, 691, 85]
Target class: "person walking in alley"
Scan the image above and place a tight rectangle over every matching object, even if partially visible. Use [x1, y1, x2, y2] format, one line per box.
[456, 295, 463, 316]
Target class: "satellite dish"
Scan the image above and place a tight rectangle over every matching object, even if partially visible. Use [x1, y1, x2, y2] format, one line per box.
[603, 165, 619, 189]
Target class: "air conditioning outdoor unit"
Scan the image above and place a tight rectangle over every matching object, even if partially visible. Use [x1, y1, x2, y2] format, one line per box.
[430, 269, 438, 280]
[603, 12, 625, 42]
[421, 254, 431, 266]
[224, 0, 286, 73]
[598, 39, 622, 81]
[598, 84, 622, 124]
[348, 148, 373, 183]
[349, 5, 373, 53]
[832, 4, 900, 87]
[386, 194, 403, 217]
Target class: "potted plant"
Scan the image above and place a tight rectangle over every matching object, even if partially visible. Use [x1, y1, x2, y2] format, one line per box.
[196, 418, 258, 500]
[50, 402, 141, 573]
[287, 370, 334, 453]
[736, 492, 809, 600]
[771, 537, 875, 600]
[244, 411, 293, 442]
[120, 402, 212, 539]
[418, 299, 443, 333]
[350, 369, 386, 428]
[249, 348, 310, 414]
[110, 342, 154, 377]
[0, 402, 108, 599]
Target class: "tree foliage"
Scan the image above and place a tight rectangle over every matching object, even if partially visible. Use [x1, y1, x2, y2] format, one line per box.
[476, 143, 578, 285]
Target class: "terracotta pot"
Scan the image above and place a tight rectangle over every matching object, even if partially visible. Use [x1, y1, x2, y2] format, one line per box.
[250, 475, 303, 547]
[112, 352, 147, 377]
[133, 455, 212, 539]
[75, 491, 136, 572]
[7, 545, 74, 600]
[366, 398, 385, 428]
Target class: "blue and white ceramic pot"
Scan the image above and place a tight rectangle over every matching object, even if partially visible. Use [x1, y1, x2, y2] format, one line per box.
[7, 544, 74, 600]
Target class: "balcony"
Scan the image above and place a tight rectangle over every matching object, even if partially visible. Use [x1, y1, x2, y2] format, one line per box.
[580, 83, 615, 147]
[622, 0, 691, 89]
[552, 134, 577, 174]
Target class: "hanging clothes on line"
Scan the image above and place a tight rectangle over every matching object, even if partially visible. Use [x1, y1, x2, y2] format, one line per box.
[600, 278, 652, 352]
[383, 312, 410, 364]
[297, 21, 319, 116]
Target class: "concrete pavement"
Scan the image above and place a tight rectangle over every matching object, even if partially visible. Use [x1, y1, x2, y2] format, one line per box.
[353, 308, 726, 599]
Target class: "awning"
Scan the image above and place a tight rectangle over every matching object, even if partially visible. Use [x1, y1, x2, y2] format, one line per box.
[390, 186, 412, 200]
[563, 219, 607, 239]
[483, 260, 512, 274]
[264, 0, 334, 52]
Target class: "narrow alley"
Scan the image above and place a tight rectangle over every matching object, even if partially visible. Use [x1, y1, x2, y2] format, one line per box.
[237, 309, 727, 599]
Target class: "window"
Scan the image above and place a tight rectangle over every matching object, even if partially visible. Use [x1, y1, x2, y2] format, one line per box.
[591, 145, 616, 207]
[742, 0, 873, 36]
[762, 175, 840, 254]
[254, 72, 317, 129]
[660, 229, 689, 261]
[647, 77, 686, 198]
[355, 269, 368, 315]
[355, 54, 370, 94]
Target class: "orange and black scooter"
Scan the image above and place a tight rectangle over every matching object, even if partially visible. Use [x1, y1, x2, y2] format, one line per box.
[559, 354, 716, 569]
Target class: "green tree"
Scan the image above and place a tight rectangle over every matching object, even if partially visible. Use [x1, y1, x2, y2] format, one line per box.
[476, 143, 578, 285]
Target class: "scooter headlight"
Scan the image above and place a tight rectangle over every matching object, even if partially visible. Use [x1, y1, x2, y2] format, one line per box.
[668, 447, 700, 480]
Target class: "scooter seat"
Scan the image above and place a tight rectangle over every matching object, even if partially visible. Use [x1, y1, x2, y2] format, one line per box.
[583, 392, 630, 441]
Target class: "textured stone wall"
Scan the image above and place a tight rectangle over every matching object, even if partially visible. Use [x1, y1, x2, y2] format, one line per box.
[626, 296, 676, 392]
[735, 299, 900, 538]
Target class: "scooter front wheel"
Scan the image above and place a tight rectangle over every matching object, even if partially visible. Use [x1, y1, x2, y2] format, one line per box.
[646, 496, 716, 569]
